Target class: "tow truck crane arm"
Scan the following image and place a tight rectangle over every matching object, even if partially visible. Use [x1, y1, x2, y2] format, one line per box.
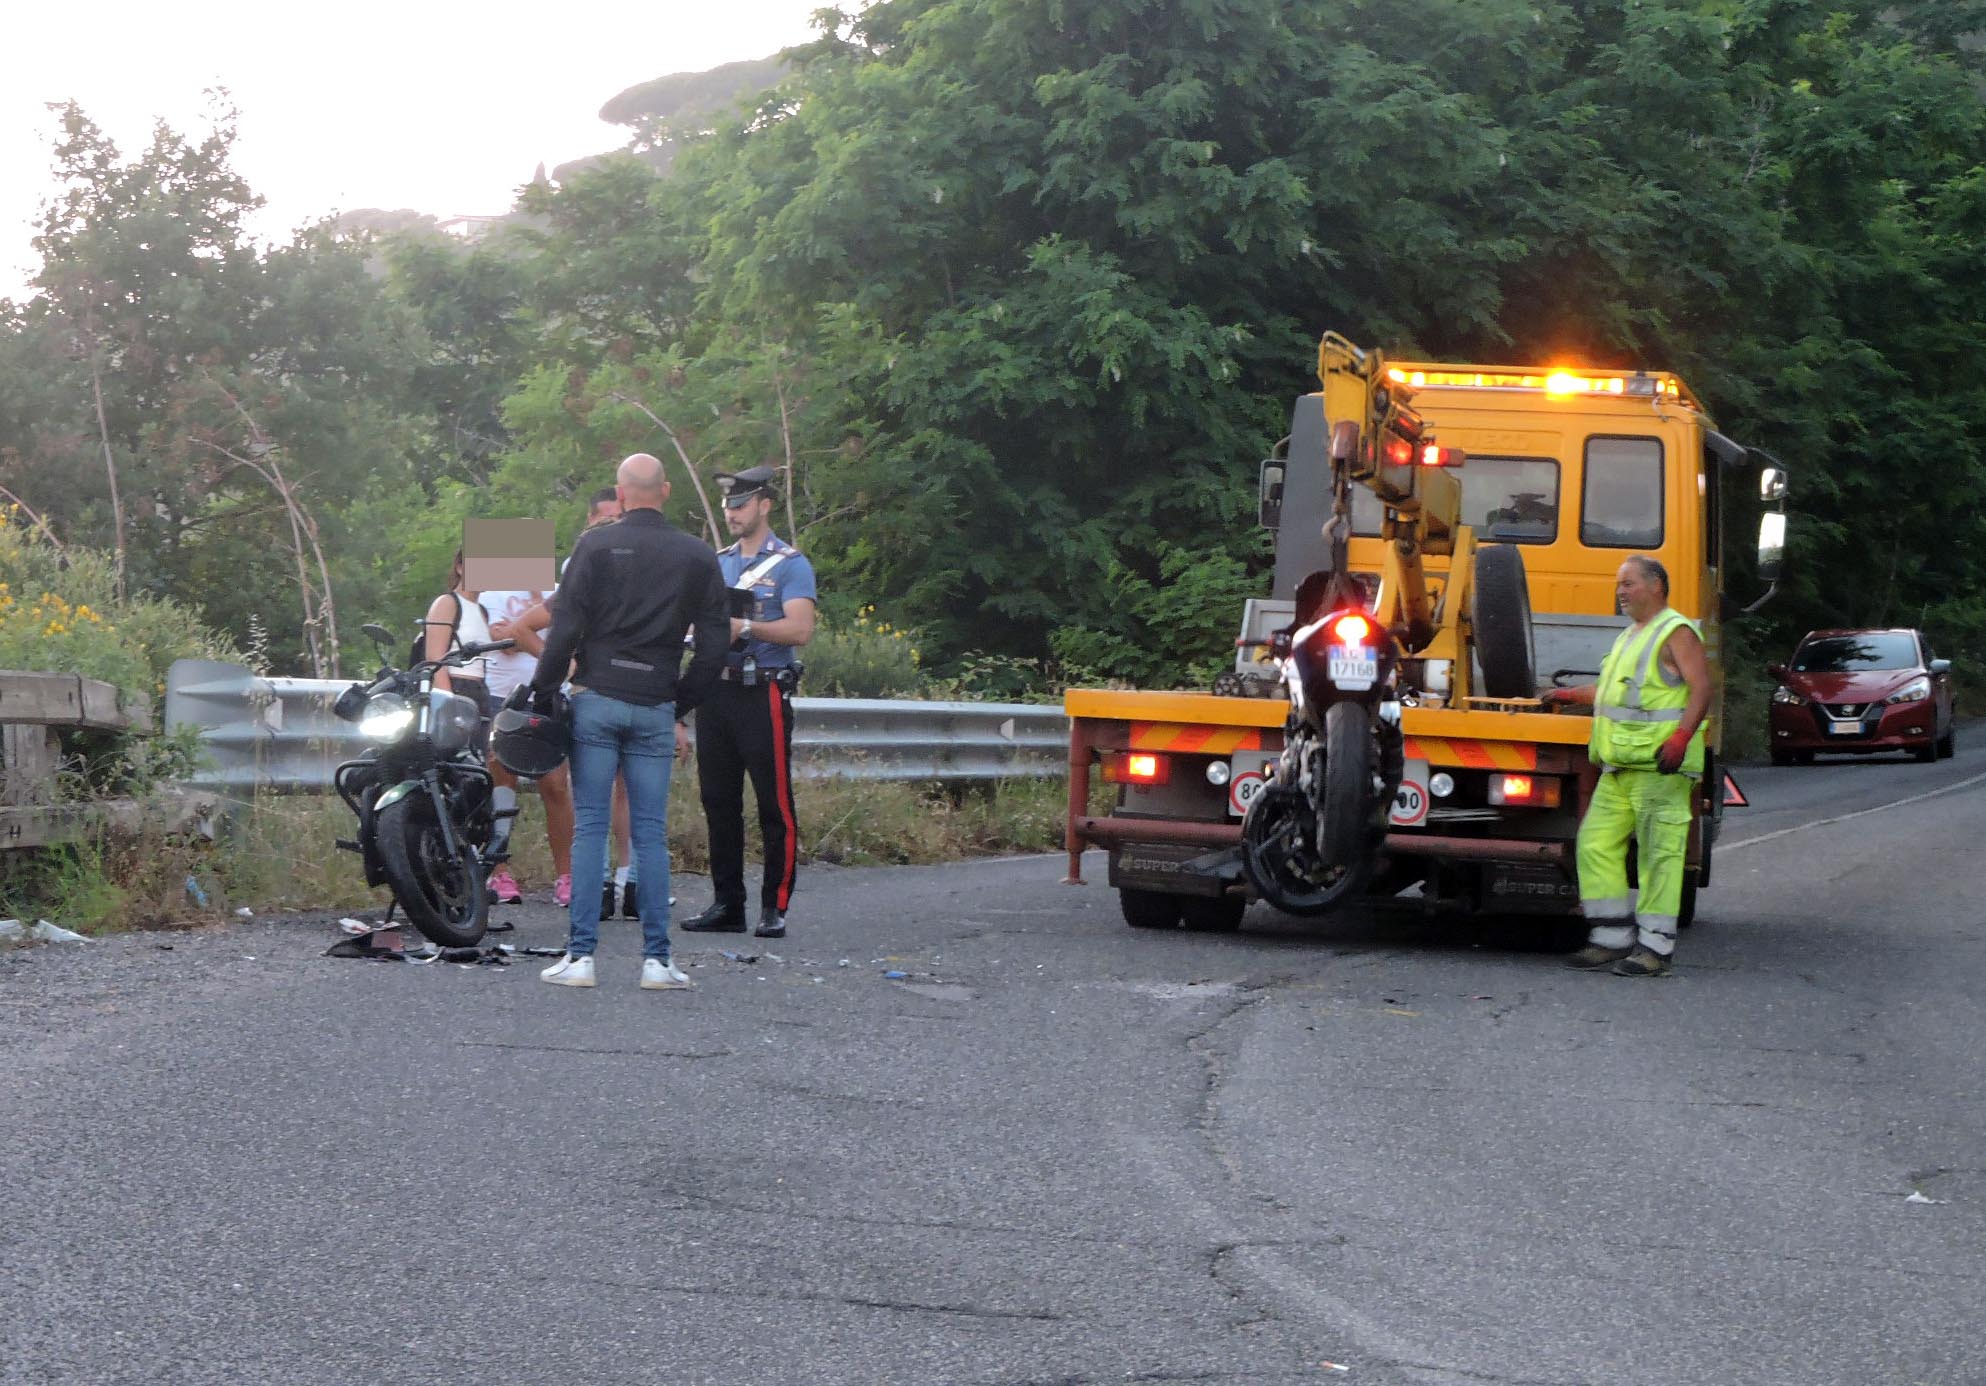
[1313, 333, 1481, 700]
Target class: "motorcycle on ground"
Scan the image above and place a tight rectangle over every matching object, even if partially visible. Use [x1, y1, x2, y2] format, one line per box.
[1239, 574, 1407, 915]
[331, 624, 516, 946]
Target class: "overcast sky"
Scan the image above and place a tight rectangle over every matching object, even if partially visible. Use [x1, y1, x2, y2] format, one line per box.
[2, 0, 828, 297]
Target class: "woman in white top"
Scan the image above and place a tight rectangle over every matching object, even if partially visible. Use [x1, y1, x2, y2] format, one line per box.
[422, 547, 493, 702]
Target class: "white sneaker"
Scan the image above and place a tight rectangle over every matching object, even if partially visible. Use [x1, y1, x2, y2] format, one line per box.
[640, 957, 692, 990]
[540, 954, 595, 988]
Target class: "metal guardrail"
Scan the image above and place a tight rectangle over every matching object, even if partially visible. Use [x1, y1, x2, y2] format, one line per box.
[164, 659, 1068, 794]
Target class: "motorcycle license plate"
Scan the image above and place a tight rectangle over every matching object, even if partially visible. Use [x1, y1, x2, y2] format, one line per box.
[1328, 644, 1378, 689]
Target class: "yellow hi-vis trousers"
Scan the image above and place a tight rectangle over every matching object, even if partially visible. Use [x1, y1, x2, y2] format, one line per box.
[1576, 768, 1693, 956]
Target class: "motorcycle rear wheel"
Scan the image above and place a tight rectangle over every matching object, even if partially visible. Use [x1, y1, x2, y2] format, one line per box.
[376, 792, 489, 947]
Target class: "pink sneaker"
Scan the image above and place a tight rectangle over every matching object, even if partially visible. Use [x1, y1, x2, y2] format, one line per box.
[487, 866, 523, 904]
[553, 873, 572, 907]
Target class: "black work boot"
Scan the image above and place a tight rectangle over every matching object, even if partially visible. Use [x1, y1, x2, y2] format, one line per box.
[680, 900, 747, 932]
[755, 907, 786, 939]
[1612, 946, 1674, 978]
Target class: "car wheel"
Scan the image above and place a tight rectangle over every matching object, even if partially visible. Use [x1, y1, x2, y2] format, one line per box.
[1770, 749, 1792, 767]
[1913, 739, 1936, 763]
[1938, 724, 1956, 759]
[1794, 751, 1814, 765]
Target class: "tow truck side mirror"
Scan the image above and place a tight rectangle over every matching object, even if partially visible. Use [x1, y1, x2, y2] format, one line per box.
[1756, 511, 1786, 583]
[1258, 459, 1285, 530]
[1760, 466, 1788, 502]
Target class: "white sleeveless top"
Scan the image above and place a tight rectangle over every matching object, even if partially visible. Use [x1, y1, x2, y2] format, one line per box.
[449, 590, 492, 683]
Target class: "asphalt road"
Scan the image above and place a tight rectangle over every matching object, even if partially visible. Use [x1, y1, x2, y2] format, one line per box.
[4, 742, 1983, 1386]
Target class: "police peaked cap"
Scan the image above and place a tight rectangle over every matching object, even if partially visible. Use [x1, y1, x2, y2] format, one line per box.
[717, 465, 780, 507]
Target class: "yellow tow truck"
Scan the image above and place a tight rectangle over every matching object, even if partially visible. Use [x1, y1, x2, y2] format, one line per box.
[1062, 333, 1788, 933]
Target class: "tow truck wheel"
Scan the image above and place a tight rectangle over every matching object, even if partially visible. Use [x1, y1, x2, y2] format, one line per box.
[1677, 876, 1698, 930]
[1120, 888, 1183, 929]
[1472, 544, 1538, 699]
[1180, 895, 1246, 932]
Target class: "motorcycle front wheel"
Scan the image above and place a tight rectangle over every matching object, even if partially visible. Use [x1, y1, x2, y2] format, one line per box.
[376, 792, 489, 947]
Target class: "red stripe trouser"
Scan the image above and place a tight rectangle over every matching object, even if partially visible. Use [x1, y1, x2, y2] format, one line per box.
[694, 679, 799, 913]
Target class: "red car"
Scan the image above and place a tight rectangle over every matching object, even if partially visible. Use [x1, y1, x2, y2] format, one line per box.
[1767, 628, 1955, 765]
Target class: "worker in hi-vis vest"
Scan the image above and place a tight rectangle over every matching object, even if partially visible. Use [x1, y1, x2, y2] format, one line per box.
[1542, 555, 1711, 978]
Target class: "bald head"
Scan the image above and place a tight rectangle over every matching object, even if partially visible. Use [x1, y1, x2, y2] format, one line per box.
[615, 453, 669, 511]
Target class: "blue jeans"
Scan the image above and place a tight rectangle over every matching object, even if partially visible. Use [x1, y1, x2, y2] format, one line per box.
[566, 692, 674, 960]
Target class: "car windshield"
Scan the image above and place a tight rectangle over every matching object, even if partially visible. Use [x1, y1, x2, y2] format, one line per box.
[1792, 634, 1918, 673]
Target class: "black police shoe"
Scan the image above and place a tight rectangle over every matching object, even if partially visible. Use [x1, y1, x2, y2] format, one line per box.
[755, 908, 786, 939]
[622, 879, 639, 918]
[601, 881, 616, 919]
[680, 901, 747, 932]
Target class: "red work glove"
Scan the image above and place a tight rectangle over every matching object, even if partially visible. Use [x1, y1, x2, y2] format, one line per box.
[1541, 688, 1582, 708]
[1655, 729, 1692, 774]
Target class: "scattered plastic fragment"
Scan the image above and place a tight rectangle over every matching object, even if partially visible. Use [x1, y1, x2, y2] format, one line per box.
[1471, 995, 1494, 1001]
[338, 918, 371, 936]
[1905, 1191, 1946, 1205]
[1321, 1363, 1351, 1374]
[156, 943, 173, 950]
[884, 970, 908, 980]
[837, 959, 852, 967]
[1383, 1007, 1419, 1017]
[184, 875, 210, 907]
[720, 950, 761, 964]
[234, 907, 254, 919]
[0, 920, 90, 945]
[764, 953, 783, 964]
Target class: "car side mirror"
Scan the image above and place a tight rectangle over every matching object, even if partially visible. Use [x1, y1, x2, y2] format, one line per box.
[1930, 658, 1952, 676]
[1258, 459, 1285, 530]
[1766, 663, 1789, 681]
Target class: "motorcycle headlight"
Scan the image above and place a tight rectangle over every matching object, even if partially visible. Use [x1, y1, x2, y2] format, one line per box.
[360, 692, 415, 741]
[1885, 676, 1931, 705]
[1771, 685, 1803, 705]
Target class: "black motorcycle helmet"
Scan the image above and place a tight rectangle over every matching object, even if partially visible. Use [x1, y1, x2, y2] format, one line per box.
[491, 685, 571, 778]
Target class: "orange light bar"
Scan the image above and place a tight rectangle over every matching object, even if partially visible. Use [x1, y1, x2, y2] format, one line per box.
[1104, 752, 1172, 786]
[1488, 773, 1561, 807]
[1401, 369, 1637, 396]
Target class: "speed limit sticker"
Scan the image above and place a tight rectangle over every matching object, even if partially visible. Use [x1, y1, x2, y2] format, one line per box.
[1228, 771, 1267, 817]
[1390, 759, 1431, 827]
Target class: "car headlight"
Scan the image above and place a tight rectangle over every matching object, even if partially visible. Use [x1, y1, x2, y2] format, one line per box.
[1771, 685, 1803, 705]
[1885, 676, 1931, 705]
[359, 692, 416, 741]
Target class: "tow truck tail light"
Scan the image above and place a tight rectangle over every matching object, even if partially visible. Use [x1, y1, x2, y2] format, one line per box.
[1103, 752, 1171, 785]
[1420, 444, 1465, 467]
[1488, 773, 1561, 808]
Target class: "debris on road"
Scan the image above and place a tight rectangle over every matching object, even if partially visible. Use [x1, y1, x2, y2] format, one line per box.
[184, 875, 210, 907]
[884, 969, 908, 980]
[234, 907, 254, 919]
[1905, 1191, 1947, 1205]
[0, 919, 92, 945]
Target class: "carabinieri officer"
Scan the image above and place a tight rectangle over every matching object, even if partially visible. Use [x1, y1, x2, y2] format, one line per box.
[681, 465, 818, 939]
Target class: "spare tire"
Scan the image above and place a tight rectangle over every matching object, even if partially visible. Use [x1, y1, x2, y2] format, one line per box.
[1472, 544, 1537, 698]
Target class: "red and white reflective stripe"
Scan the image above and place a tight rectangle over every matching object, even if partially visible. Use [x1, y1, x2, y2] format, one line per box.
[768, 683, 799, 911]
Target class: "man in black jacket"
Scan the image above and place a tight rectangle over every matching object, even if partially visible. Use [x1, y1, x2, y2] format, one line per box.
[531, 453, 729, 990]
